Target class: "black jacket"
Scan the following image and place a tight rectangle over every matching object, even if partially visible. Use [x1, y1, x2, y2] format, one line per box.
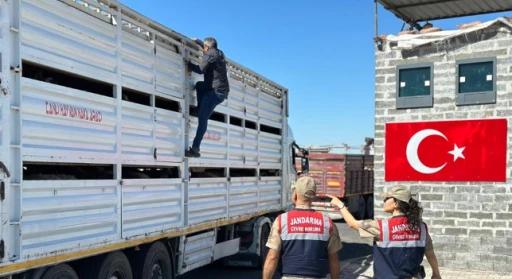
[188, 48, 230, 95]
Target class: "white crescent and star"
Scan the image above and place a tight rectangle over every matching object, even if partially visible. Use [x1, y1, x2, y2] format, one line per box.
[405, 129, 466, 174]
[448, 144, 465, 162]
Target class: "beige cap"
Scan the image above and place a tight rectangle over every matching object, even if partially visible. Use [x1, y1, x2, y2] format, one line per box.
[380, 185, 411, 203]
[292, 176, 317, 199]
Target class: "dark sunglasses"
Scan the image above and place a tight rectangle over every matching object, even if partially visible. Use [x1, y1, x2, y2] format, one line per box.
[383, 197, 393, 203]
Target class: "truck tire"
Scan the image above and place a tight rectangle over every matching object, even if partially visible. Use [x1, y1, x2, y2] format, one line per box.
[41, 264, 78, 279]
[132, 241, 173, 279]
[366, 195, 374, 219]
[83, 251, 133, 279]
[258, 224, 270, 268]
[357, 196, 366, 220]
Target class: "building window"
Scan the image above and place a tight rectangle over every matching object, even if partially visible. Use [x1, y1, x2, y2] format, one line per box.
[456, 57, 496, 106]
[396, 63, 433, 109]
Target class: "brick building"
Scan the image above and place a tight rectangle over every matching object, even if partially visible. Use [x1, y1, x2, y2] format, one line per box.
[373, 1, 512, 273]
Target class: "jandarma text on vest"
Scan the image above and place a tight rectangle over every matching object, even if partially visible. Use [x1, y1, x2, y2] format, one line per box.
[290, 217, 323, 226]
[390, 224, 421, 241]
[391, 223, 419, 233]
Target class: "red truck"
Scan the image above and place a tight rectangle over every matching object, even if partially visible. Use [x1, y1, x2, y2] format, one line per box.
[296, 139, 374, 220]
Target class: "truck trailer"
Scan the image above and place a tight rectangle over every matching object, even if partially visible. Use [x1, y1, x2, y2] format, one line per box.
[0, 0, 308, 278]
[296, 140, 374, 220]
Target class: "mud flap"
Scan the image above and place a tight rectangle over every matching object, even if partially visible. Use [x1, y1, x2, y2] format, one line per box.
[213, 238, 240, 261]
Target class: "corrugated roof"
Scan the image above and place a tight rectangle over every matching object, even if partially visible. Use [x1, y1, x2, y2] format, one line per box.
[384, 18, 512, 50]
[377, 0, 512, 22]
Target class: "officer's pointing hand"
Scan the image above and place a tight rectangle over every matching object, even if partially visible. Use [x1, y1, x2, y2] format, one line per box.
[326, 194, 344, 208]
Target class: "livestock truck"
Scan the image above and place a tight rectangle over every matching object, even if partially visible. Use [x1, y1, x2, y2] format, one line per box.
[0, 0, 309, 278]
[296, 140, 374, 220]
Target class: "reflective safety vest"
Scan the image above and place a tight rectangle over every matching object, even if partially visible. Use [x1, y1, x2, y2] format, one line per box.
[373, 216, 428, 279]
[278, 208, 333, 278]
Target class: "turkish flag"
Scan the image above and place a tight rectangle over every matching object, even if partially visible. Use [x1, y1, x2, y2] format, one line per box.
[385, 119, 508, 182]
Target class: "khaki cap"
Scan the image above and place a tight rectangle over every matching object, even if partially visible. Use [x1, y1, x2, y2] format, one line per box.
[292, 176, 317, 199]
[380, 185, 411, 203]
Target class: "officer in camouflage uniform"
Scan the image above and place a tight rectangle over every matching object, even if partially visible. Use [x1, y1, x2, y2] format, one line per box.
[263, 177, 343, 279]
[328, 185, 442, 279]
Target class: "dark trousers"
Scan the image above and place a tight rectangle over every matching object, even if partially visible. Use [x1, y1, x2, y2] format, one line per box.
[191, 81, 226, 152]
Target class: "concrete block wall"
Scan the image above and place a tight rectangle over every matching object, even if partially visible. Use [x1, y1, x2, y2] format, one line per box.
[374, 22, 512, 272]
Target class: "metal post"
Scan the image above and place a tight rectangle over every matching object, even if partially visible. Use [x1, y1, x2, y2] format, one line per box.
[9, 0, 22, 261]
[114, 5, 123, 242]
[374, 0, 379, 37]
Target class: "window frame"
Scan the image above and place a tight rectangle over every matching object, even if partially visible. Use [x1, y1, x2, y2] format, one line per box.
[395, 63, 434, 109]
[455, 57, 497, 106]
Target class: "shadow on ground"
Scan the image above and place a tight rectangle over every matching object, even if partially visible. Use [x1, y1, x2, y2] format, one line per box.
[179, 242, 373, 278]
[179, 220, 374, 278]
[340, 255, 374, 279]
[338, 241, 373, 262]
[334, 219, 373, 261]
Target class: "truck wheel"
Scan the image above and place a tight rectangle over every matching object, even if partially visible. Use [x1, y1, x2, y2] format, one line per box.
[41, 264, 78, 279]
[357, 196, 366, 219]
[366, 195, 374, 219]
[259, 224, 270, 268]
[85, 251, 133, 279]
[133, 241, 173, 279]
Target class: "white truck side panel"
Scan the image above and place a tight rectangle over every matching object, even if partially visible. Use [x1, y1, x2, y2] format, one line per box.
[228, 79, 245, 114]
[259, 131, 282, 168]
[245, 128, 259, 165]
[121, 178, 182, 239]
[188, 178, 229, 226]
[0, 0, 293, 275]
[228, 124, 244, 164]
[155, 44, 184, 99]
[155, 107, 184, 162]
[21, 0, 118, 86]
[22, 180, 119, 258]
[246, 86, 259, 119]
[22, 79, 117, 163]
[189, 118, 229, 164]
[121, 101, 155, 160]
[259, 176, 282, 211]
[229, 177, 259, 217]
[120, 31, 154, 94]
[260, 92, 282, 127]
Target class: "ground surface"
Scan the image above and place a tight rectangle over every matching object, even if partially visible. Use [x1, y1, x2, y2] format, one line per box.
[178, 221, 373, 279]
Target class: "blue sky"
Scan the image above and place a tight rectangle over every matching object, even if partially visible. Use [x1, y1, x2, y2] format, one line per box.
[120, 0, 510, 150]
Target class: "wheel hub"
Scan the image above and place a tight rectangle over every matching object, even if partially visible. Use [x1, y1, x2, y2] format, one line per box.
[152, 263, 163, 279]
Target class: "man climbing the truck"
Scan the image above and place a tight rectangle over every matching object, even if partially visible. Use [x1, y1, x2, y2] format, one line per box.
[184, 37, 230, 158]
